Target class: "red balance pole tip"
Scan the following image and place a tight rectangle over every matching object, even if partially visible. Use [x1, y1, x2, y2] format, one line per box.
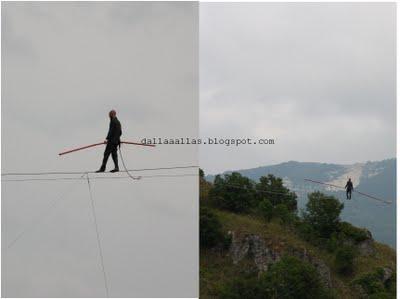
[59, 142, 106, 156]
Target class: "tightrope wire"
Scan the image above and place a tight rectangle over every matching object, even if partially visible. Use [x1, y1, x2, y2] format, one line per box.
[6, 173, 87, 249]
[86, 173, 109, 298]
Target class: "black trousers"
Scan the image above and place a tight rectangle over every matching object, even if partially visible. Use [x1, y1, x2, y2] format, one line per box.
[101, 143, 119, 169]
[346, 190, 352, 199]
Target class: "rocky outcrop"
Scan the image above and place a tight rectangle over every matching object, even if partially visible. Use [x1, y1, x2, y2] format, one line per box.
[357, 238, 375, 256]
[382, 267, 393, 282]
[357, 231, 375, 256]
[291, 248, 332, 288]
[228, 231, 332, 288]
[343, 230, 375, 256]
[229, 232, 280, 272]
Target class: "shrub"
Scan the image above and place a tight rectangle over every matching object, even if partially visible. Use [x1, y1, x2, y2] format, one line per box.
[369, 293, 393, 299]
[222, 233, 232, 250]
[258, 199, 274, 222]
[326, 233, 340, 252]
[218, 275, 263, 299]
[334, 245, 357, 275]
[302, 192, 344, 238]
[274, 203, 294, 224]
[260, 256, 331, 299]
[200, 207, 224, 248]
[338, 222, 370, 243]
[218, 256, 331, 299]
[296, 220, 316, 241]
[352, 268, 395, 297]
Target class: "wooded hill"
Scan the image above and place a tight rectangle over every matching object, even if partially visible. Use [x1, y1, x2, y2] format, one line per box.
[199, 170, 396, 299]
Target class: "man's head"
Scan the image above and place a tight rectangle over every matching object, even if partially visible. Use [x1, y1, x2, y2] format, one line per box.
[109, 110, 116, 118]
[348, 178, 352, 181]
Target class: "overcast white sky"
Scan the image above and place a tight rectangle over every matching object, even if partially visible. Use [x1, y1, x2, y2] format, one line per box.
[200, 3, 396, 174]
[2, 2, 198, 297]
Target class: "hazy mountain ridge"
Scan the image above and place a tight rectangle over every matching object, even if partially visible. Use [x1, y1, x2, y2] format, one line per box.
[205, 158, 396, 247]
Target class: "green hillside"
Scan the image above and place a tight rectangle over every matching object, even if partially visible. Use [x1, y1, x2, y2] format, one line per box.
[200, 170, 396, 299]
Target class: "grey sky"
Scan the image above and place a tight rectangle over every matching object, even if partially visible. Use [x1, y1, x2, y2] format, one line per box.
[200, 3, 396, 174]
[2, 2, 198, 297]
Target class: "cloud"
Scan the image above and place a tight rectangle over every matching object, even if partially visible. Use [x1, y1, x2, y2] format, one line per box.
[200, 3, 396, 174]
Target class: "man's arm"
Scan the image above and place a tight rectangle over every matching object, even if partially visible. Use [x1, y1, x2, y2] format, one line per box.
[106, 121, 114, 141]
[106, 119, 119, 142]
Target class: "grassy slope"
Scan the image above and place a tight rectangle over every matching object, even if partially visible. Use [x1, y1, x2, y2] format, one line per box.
[200, 209, 396, 299]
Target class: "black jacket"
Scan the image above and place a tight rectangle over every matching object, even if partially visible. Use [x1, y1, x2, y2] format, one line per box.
[345, 181, 353, 191]
[106, 117, 122, 144]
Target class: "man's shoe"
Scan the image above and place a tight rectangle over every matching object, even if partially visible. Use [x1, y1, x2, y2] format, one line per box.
[96, 168, 105, 173]
[110, 168, 119, 173]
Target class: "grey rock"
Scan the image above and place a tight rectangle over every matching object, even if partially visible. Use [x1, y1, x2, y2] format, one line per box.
[229, 232, 279, 272]
[228, 232, 332, 288]
[358, 238, 375, 256]
[382, 267, 393, 283]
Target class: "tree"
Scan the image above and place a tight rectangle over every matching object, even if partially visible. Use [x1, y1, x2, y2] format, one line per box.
[258, 199, 274, 222]
[200, 168, 212, 202]
[210, 172, 256, 213]
[303, 192, 344, 238]
[274, 203, 294, 224]
[200, 207, 224, 248]
[256, 175, 297, 212]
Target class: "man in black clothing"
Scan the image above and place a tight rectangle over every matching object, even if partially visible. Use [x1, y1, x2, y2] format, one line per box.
[96, 110, 122, 173]
[345, 178, 354, 200]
